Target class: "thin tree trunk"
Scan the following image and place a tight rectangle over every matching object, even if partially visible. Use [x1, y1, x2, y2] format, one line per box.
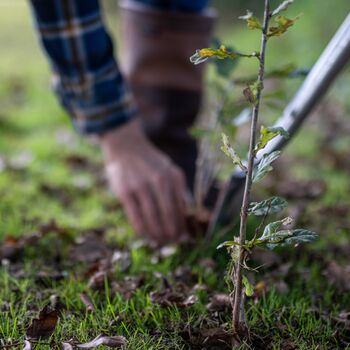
[232, 0, 271, 334]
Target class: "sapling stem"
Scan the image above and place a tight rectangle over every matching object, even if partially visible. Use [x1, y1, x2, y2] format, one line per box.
[232, 0, 271, 334]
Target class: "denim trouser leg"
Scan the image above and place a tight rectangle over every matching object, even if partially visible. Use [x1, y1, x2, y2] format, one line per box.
[133, 0, 209, 13]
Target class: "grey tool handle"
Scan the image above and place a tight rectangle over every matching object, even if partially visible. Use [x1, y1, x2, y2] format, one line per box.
[208, 13, 350, 236]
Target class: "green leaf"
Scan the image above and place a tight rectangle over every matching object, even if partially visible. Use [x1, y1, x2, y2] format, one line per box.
[243, 80, 263, 106]
[271, 0, 294, 16]
[255, 125, 289, 152]
[248, 196, 288, 216]
[253, 150, 281, 183]
[239, 10, 262, 30]
[261, 217, 293, 240]
[221, 133, 247, 173]
[265, 229, 319, 250]
[268, 15, 299, 38]
[280, 229, 318, 244]
[257, 218, 318, 250]
[243, 276, 254, 297]
[216, 240, 240, 250]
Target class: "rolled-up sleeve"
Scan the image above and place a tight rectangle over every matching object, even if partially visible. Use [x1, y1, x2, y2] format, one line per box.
[30, 0, 137, 134]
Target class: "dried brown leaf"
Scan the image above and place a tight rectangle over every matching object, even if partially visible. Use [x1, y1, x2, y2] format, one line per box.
[181, 326, 238, 350]
[79, 293, 95, 312]
[64, 154, 90, 170]
[112, 275, 144, 299]
[88, 270, 112, 290]
[70, 231, 109, 264]
[207, 293, 232, 313]
[173, 266, 198, 286]
[332, 311, 350, 329]
[26, 305, 58, 340]
[150, 289, 198, 308]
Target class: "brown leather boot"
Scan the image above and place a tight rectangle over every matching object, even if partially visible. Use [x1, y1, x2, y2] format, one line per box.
[119, 0, 216, 191]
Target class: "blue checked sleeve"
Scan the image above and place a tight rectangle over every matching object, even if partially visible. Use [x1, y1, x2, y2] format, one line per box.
[30, 0, 137, 134]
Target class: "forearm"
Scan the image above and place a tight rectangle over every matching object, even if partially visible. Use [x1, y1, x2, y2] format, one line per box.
[29, 0, 136, 134]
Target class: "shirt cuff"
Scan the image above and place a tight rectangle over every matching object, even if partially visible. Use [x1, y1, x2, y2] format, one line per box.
[52, 68, 138, 135]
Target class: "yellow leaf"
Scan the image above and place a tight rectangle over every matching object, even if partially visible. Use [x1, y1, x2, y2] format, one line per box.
[247, 16, 262, 30]
[239, 10, 262, 30]
[268, 15, 299, 38]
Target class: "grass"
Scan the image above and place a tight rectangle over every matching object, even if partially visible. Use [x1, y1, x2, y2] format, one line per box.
[1, 1, 350, 349]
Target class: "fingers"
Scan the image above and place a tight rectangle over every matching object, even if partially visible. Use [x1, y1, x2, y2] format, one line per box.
[119, 192, 144, 237]
[122, 168, 188, 244]
[119, 181, 169, 244]
[137, 186, 163, 243]
[147, 165, 189, 243]
[107, 160, 188, 244]
[153, 171, 178, 241]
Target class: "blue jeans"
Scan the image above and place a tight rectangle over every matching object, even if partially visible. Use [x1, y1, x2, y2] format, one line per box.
[134, 0, 209, 12]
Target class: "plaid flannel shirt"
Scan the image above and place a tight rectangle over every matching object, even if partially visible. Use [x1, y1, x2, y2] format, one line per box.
[30, 0, 136, 134]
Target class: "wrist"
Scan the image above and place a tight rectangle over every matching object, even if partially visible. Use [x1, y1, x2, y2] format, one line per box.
[99, 119, 145, 161]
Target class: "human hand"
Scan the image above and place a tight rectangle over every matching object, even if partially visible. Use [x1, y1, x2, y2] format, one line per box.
[99, 119, 188, 244]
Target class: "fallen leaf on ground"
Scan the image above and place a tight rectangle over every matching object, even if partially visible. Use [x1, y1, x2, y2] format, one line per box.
[280, 339, 298, 350]
[173, 266, 198, 285]
[62, 342, 74, 350]
[207, 293, 232, 313]
[23, 340, 32, 350]
[111, 250, 131, 273]
[112, 275, 145, 299]
[331, 311, 350, 329]
[0, 233, 41, 260]
[159, 245, 177, 258]
[70, 230, 110, 263]
[181, 326, 238, 350]
[76, 334, 127, 348]
[79, 293, 95, 312]
[26, 305, 58, 339]
[0, 220, 69, 261]
[150, 289, 198, 308]
[39, 219, 68, 235]
[88, 269, 112, 290]
[64, 154, 91, 170]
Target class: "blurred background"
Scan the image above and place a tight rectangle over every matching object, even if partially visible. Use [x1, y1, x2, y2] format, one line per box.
[0, 0, 349, 228]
